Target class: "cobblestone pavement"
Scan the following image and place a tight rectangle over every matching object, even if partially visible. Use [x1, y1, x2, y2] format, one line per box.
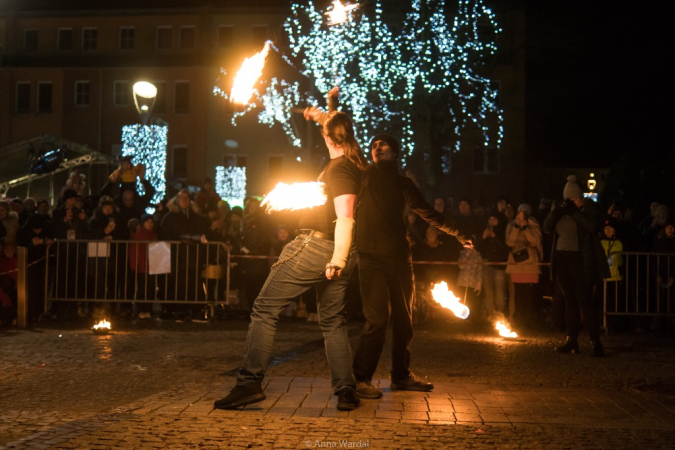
[1, 318, 675, 449]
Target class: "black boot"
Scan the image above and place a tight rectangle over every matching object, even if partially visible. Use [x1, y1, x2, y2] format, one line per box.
[214, 383, 266, 409]
[592, 340, 605, 357]
[555, 336, 580, 354]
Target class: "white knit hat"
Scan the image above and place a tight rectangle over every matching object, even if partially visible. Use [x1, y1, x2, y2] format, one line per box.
[563, 175, 583, 200]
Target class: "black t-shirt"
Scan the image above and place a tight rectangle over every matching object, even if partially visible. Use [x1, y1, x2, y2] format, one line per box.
[298, 155, 361, 235]
[356, 162, 453, 260]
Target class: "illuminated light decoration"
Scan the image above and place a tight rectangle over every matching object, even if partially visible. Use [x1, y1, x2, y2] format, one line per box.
[230, 41, 272, 106]
[261, 181, 326, 212]
[495, 320, 517, 338]
[430, 281, 470, 319]
[326, 0, 359, 26]
[215, 166, 246, 208]
[217, 0, 503, 172]
[121, 124, 167, 207]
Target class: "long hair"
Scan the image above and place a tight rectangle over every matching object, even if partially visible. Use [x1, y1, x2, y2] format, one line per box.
[322, 111, 369, 171]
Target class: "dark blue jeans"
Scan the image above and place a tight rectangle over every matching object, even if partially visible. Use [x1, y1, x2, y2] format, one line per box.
[237, 233, 357, 393]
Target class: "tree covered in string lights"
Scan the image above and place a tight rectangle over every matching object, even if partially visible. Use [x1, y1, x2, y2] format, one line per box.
[121, 124, 167, 206]
[225, 0, 502, 183]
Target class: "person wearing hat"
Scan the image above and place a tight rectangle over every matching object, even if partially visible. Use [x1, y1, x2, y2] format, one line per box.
[601, 216, 623, 282]
[544, 175, 610, 357]
[351, 133, 471, 399]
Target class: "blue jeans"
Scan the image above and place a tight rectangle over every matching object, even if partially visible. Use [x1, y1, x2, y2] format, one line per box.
[237, 233, 357, 393]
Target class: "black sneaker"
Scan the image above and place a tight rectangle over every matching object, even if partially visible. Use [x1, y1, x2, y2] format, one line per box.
[214, 383, 266, 409]
[336, 388, 360, 411]
[391, 373, 433, 392]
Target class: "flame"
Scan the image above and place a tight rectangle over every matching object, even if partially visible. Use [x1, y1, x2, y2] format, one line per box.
[261, 182, 327, 212]
[93, 320, 111, 330]
[430, 282, 470, 320]
[326, 0, 358, 26]
[230, 41, 271, 105]
[495, 320, 517, 338]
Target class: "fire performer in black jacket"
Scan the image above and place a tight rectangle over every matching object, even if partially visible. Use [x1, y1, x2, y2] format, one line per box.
[353, 134, 471, 399]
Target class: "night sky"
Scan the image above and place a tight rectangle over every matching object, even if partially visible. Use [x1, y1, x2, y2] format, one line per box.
[525, 2, 669, 168]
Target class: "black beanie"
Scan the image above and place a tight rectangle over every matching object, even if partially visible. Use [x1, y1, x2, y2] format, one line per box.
[62, 189, 78, 201]
[369, 134, 400, 156]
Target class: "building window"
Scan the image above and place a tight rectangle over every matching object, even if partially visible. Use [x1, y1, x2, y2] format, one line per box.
[218, 26, 233, 48]
[223, 154, 247, 168]
[113, 81, 130, 106]
[157, 26, 172, 50]
[252, 25, 268, 46]
[82, 28, 98, 51]
[179, 26, 195, 49]
[268, 155, 283, 182]
[75, 81, 90, 106]
[153, 81, 167, 114]
[174, 82, 189, 114]
[24, 30, 38, 52]
[172, 146, 188, 179]
[37, 82, 53, 114]
[119, 27, 135, 50]
[16, 82, 30, 114]
[57, 28, 73, 51]
[474, 147, 499, 174]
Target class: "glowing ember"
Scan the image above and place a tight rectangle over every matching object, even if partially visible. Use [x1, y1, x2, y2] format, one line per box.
[495, 320, 517, 338]
[326, 0, 358, 26]
[92, 320, 111, 330]
[230, 41, 271, 105]
[261, 182, 327, 212]
[430, 282, 470, 320]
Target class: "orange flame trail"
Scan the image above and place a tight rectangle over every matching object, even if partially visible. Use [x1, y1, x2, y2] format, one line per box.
[326, 0, 358, 26]
[261, 182, 327, 212]
[430, 282, 470, 319]
[230, 41, 271, 105]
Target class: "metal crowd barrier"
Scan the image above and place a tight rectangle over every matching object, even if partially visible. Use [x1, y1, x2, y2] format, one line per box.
[603, 251, 675, 332]
[44, 239, 233, 318]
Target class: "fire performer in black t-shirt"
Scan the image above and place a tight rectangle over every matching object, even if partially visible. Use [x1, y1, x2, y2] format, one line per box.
[215, 101, 368, 411]
[352, 134, 471, 400]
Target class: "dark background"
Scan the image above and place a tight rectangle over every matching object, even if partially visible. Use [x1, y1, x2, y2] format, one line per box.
[525, 1, 669, 168]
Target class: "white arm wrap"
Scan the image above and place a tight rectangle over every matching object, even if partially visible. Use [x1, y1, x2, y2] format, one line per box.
[329, 217, 355, 269]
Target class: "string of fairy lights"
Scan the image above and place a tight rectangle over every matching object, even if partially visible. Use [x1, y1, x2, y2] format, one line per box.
[121, 124, 167, 206]
[215, 0, 503, 170]
[215, 166, 247, 207]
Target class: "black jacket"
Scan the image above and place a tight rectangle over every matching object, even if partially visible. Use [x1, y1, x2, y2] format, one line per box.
[355, 163, 467, 260]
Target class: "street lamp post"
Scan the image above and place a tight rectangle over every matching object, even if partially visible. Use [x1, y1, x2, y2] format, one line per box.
[120, 81, 167, 208]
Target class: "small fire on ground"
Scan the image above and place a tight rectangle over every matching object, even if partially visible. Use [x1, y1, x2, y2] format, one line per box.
[430, 282, 470, 320]
[495, 320, 517, 338]
[92, 320, 111, 331]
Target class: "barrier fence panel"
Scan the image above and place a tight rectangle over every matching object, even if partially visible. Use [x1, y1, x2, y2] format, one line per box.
[44, 239, 232, 318]
[603, 251, 675, 333]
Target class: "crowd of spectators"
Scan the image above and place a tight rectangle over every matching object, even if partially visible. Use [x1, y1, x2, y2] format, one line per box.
[1, 167, 674, 331]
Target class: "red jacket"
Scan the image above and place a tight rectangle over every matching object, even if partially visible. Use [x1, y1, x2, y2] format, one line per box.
[128, 228, 158, 273]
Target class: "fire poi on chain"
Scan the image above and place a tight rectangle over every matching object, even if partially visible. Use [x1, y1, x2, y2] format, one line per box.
[326, 0, 359, 26]
[92, 320, 111, 335]
[230, 41, 271, 105]
[495, 320, 518, 339]
[261, 182, 327, 212]
[430, 282, 470, 320]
